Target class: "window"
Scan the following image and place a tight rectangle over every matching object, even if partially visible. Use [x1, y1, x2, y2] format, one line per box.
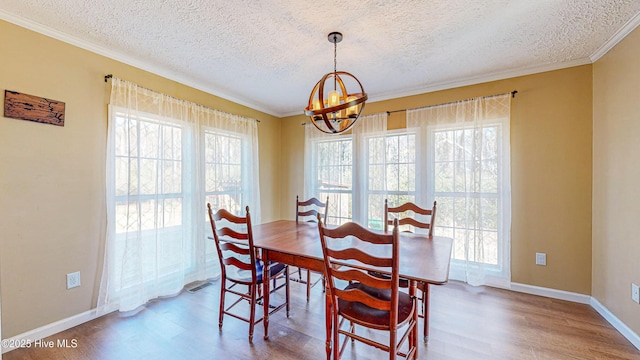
[111, 110, 187, 290]
[314, 137, 353, 225]
[306, 128, 419, 230]
[431, 125, 502, 266]
[305, 95, 511, 287]
[204, 130, 244, 215]
[114, 114, 184, 234]
[366, 131, 417, 230]
[101, 77, 262, 313]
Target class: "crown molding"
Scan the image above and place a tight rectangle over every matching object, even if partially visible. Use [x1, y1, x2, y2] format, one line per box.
[3, 8, 637, 119]
[370, 58, 592, 104]
[590, 11, 640, 62]
[282, 58, 592, 117]
[0, 10, 277, 117]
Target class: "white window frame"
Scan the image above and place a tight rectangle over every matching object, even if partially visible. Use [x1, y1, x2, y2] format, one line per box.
[307, 128, 421, 230]
[110, 107, 192, 289]
[112, 108, 187, 237]
[425, 117, 511, 285]
[203, 127, 246, 216]
[362, 128, 419, 229]
[308, 135, 354, 225]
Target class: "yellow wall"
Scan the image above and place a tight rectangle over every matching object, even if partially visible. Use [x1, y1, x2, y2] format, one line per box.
[282, 65, 594, 295]
[0, 15, 610, 340]
[593, 26, 640, 335]
[0, 19, 281, 338]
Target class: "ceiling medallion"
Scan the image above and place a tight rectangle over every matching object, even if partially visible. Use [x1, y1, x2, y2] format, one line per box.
[304, 32, 368, 134]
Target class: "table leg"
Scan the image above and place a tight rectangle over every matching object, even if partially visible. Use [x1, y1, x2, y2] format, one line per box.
[424, 283, 430, 343]
[263, 249, 270, 340]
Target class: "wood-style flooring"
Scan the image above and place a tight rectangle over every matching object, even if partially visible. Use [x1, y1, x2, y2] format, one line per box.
[4, 278, 639, 359]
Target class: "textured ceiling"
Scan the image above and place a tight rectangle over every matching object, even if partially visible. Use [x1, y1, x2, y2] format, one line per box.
[1, 0, 639, 117]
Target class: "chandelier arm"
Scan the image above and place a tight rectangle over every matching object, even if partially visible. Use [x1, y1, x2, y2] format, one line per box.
[306, 79, 322, 109]
[304, 95, 367, 116]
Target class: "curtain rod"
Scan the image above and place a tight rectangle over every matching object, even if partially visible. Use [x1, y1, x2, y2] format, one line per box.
[386, 90, 517, 115]
[104, 74, 260, 123]
[300, 90, 517, 125]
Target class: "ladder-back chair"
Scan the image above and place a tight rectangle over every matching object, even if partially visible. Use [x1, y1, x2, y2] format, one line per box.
[318, 218, 417, 359]
[208, 203, 290, 341]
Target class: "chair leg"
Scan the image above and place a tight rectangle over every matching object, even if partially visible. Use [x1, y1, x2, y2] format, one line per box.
[249, 284, 257, 342]
[350, 321, 355, 342]
[218, 279, 225, 328]
[325, 296, 332, 360]
[333, 312, 340, 360]
[306, 270, 311, 301]
[413, 293, 420, 358]
[257, 279, 262, 298]
[389, 329, 397, 359]
[409, 317, 415, 354]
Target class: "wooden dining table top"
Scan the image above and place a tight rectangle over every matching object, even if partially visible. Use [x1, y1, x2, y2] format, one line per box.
[252, 220, 453, 285]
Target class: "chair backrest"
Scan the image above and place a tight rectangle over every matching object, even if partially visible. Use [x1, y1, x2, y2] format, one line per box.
[296, 195, 329, 223]
[384, 200, 437, 237]
[207, 203, 258, 283]
[318, 218, 401, 328]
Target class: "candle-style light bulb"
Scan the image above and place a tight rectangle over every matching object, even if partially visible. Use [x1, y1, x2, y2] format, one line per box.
[345, 95, 357, 117]
[328, 90, 340, 107]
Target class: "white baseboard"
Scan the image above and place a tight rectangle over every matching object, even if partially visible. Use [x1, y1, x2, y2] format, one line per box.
[511, 282, 640, 351]
[510, 282, 592, 304]
[591, 297, 640, 351]
[3, 283, 638, 354]
[1, 309, 101, 354]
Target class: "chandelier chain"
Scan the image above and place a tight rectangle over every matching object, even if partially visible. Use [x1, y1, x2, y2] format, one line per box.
[333, 34, 337, 90]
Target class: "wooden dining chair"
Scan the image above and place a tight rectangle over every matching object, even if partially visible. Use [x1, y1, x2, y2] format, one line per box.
[384, 199, 437, 342]
[207, 203, 290, 341]
[384, 199, 437, 237]
[318, 217, 418, 360]
[296, 195, 329, 223]
[293, 195, 329, 301]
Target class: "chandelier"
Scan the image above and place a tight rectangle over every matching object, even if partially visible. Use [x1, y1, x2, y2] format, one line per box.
[304, 32, 368, 134]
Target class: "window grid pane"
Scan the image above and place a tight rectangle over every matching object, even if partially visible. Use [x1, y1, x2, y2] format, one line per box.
[204, 131, 244, 216]
[316, 139, 353, 225]
[367, 133, 416, 230]
[114, 115, 183, 234]
[433, 125, 501, 266]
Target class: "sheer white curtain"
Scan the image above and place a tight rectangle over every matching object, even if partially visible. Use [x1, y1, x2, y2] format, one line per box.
[303, 121, 355, 224]
[303, 113, 387, 226]
[407, 94, 512, 287]
[303, 122, 334, 202]
[98, 78, 260, 313]
[353, 113, 387, 227]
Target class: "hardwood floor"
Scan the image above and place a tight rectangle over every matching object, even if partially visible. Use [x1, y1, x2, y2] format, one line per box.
[4, 279, 639, 359]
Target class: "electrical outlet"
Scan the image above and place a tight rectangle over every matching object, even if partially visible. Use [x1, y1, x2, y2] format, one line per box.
[632, 283, 639, 304]
[66, 271, 81, 289]
[535, 252, 546, 266]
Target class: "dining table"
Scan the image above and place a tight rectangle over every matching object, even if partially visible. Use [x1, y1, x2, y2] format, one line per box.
[253, 220, 453, 358]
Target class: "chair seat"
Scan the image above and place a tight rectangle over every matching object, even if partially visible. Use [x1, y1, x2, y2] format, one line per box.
[338, 283, 413, 328]
[227, 262, 286, 283]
